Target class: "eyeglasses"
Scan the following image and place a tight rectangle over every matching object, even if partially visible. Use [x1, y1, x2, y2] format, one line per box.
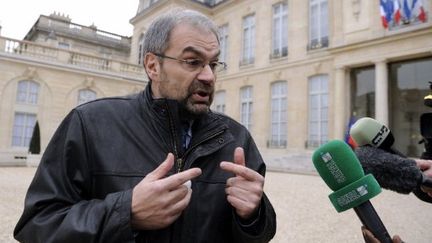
[153, 53, 227, 73]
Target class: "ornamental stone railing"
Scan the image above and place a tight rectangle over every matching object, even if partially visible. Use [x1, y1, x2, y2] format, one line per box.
[0, 36, 147, 81]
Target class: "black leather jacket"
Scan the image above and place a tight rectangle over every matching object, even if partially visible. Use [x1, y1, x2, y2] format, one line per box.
[14, 85, 276, 243]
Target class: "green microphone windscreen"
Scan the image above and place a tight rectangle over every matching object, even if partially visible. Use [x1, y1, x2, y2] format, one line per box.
[329, 174, 381, 212]
[312, 140, 364, 191]
[313, 140, 382, 212]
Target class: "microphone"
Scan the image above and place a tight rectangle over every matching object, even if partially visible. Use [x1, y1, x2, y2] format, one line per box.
[355, 146, 432, 192]
[420, 113, 432, 159]
[355, 146, 432, 203]
[423, 81, 432, 107]
[350, 117, 432, 203]
[349, 117, 404, 157]
[312, 140, 392, 243]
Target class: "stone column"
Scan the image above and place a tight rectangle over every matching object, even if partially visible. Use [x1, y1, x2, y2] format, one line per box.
[334, 66, 347, 140]
[375, 59, 389, 125]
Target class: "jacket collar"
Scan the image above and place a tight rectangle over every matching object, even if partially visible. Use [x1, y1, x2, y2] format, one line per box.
[141, 84, 207, 121]
[138, 84, 229, 160]
[139, 84, 227, 134]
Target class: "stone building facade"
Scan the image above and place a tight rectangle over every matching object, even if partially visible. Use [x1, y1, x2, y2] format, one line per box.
[132, 0, 432, 161]
[1, 0, 432, 168]
[0, 13, 147, 165]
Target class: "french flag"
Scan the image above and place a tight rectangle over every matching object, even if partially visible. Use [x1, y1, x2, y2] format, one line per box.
[344, 116, 358, 150]
[380, 0, 389, 28]
[403, 0, 412, 20]
[393, 0, 401, 24]
[385, 0, 394, 23]
[412, 0, 427, 22]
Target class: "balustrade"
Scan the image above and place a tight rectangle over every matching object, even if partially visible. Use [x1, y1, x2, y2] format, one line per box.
[0, 36, 146, 80]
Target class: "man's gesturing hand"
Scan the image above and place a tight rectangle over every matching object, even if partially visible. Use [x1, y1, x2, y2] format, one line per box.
[220, 147, 264, 220]
[131, 153, 202, 230]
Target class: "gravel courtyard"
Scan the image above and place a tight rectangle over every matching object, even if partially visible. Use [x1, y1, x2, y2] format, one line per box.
[1, 167, 431, 242]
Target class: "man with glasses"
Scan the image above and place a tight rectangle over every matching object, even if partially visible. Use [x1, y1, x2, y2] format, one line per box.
[14, 9, 276, 243]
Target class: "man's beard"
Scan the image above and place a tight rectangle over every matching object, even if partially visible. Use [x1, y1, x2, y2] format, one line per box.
[180, 80, 214, 117]
[158, 79, 214, 117]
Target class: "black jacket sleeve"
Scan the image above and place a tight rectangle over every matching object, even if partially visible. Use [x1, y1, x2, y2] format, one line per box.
[231, 135, 277, 243]
[14, 110, 135, 243]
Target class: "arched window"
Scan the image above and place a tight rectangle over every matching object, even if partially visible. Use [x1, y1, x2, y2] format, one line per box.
[269, 81, 287, 148]
[77, 89, 97, 105]
[16, 80, 40, 104]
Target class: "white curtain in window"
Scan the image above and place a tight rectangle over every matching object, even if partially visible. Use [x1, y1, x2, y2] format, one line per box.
[16, 80, 40, 104]
[308, 74, 328, 147]
[240, 86, 253, 130]
[242, 14, 255, 63]
[219, 24, 229, 63]
[309, 0, 328, 45]
[213, 90, 226, 114]
[272, 2, 288, 56]
[138, 34, 145, 65]
[12, 112, 36, 147]
[78, 89, 97, 105]
[270, 81, 287, 147]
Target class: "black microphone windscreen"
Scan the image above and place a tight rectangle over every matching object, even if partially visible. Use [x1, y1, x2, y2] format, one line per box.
[420, 113, 432, 139]
[424, 98, 432, 108]
[355, 146, 422, 194]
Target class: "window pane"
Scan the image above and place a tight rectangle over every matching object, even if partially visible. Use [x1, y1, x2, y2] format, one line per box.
[350, 67, 375, 118]
[309, 0, 328, 47]
[308, 75, 328, 148]
[213, 91, 226, 114]
[16, 80, 39, 104]
[390, 57, 432, 157]
[272, 2, 288, 56]
[78, 89, 97, 105]
[242, 15, 255, 63]
[320, 1, 328, 37]
[270, 81, 287, 147]
[310, 4, 319, 40]
[12, 113, 36, 147]
[219, 24, 229, 63]
[282, 9, 288, 45]
[138, 34, 145, 64]
[240, 86, 253, 130]
[273, 18, 280, 52]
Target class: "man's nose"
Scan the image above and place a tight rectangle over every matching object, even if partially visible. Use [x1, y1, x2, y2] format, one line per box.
[196, 64, 215, 85]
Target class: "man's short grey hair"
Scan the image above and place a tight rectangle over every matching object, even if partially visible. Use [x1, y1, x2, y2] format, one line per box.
[142, 8, 219, 56]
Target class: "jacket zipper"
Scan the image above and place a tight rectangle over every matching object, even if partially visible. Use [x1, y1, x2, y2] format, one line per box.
[176, 158, 183, 173]
[164, 104, 181, 172]
[164, 103, 225, 173]
[178, 129, 225, 172]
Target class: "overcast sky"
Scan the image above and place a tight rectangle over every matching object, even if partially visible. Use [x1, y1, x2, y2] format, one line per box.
[0, 0, 138, 39]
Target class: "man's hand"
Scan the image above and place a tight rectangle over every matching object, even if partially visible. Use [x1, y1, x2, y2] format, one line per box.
[416, 159, 432, 177]
[415, 159, 432, 197]
[131, 153, 202, 230]
[220, 147, 264, 220]
[361, 227, 403, 243]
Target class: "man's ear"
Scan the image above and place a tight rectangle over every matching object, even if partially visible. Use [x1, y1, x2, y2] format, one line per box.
[143, 53, 160, 81]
